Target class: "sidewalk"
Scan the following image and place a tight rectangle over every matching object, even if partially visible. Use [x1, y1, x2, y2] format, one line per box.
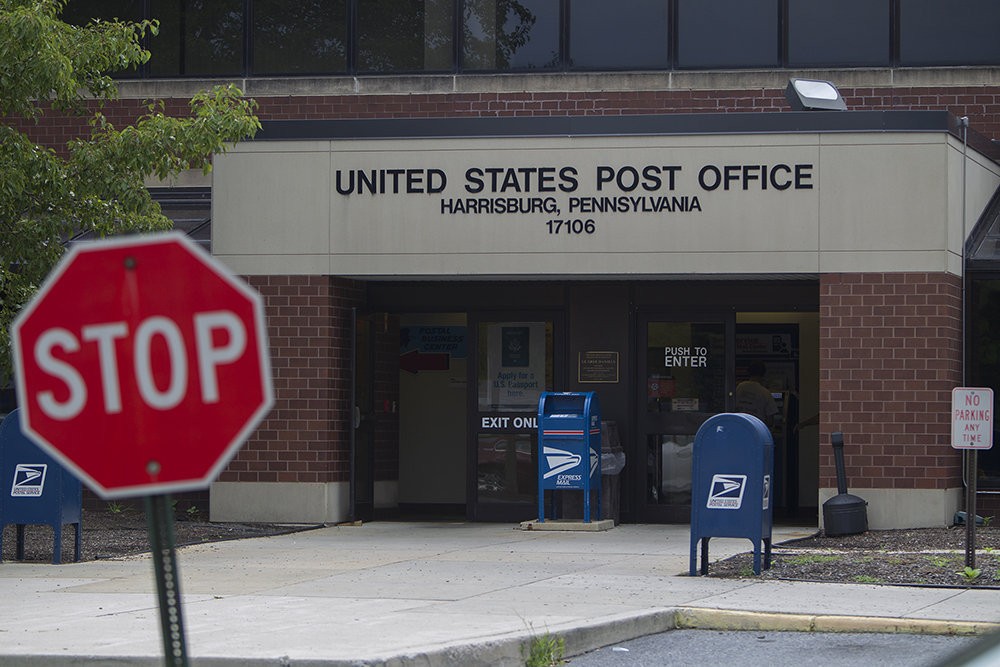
[2, 521, 999, 666]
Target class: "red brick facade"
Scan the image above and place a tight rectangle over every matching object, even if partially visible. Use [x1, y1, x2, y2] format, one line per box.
[13, 85, 1000, 150]
[221, 275, 363, 484]
[819, 273, 964, 492]
[15, 77, 992, 518]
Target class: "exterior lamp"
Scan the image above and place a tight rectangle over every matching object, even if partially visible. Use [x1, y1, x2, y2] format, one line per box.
[785, 78, 847, 111]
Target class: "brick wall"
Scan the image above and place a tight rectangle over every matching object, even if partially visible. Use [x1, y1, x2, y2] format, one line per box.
[12, 85, 1000, 150]
[220, 275, 363, 484]
[819, 273, 964, 491]
[11, 79, 992, 504]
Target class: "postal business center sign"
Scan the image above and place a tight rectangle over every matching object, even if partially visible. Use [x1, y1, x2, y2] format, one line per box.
[334, 160, 814, 236]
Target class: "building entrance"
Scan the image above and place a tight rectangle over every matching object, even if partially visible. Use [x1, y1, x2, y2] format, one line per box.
[469, 313, 563, 522]
[635, 311, 816, 523]
[638, 314, 732, 523]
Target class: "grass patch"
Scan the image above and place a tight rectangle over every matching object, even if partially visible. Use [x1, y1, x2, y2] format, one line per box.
[925, 555, 960, 568]
[852, 575, 882, 584]
[524, 632, 565, 667]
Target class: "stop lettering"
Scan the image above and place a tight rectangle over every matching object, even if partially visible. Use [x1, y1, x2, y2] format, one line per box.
[11, 233, 273, 498]
[34, 311, 248, 419]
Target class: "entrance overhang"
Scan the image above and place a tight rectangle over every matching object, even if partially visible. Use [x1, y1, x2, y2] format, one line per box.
[213, 111, 1000, 281]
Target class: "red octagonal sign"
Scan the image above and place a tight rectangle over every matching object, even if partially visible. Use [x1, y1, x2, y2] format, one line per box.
[12, 233, 273, 499]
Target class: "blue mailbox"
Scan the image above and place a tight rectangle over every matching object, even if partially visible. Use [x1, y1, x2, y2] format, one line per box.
[0, 409, 82, 564]
[689, 413, 773, 576]
[537, 392, 601, 523]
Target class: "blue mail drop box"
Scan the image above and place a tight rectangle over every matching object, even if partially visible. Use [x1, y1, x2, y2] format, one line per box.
[689, 413, 773, 576]
[0, 409, 82, 564]
[537, 392, 601, 523]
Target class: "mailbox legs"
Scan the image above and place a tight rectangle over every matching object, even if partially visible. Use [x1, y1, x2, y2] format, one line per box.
[690, 535, 772, 576]
[0, 521, 81, 564]
[15, 524, 25, 560]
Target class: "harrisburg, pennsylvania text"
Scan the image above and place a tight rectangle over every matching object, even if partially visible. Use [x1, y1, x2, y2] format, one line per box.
[335, 162, 814, 217]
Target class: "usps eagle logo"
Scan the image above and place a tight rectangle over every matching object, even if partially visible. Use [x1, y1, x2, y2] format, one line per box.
[542, 447, 582, 479]
[706, 474, 747, 509]
[11, 464, 47, 497]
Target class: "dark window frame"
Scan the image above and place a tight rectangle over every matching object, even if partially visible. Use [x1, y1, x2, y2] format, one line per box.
[61, 0, 1000, 78]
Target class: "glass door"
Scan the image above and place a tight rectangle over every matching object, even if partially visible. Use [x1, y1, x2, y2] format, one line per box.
[350, 311, 375, 522]
[469, 315, 561, 522]
[637, 314, 733, 522]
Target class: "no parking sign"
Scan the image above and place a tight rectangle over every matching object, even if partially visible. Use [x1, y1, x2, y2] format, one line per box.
[951, 387, 994, 450]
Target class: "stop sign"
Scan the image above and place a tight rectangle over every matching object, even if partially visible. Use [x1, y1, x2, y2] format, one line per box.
[11, 233, 273, 499]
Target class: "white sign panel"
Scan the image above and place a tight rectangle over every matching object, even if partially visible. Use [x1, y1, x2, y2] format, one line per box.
[485, 323, 545, 410]
[951, 387, 994, 450]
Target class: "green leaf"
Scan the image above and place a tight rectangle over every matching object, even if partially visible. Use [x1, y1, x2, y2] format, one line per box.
[0, 2, 259, 381]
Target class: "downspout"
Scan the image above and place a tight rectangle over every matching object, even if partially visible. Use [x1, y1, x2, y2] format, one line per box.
[349, 307, 357, 523]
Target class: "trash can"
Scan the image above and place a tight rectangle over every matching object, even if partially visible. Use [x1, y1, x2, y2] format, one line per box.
[689, 413, 773, 576]
[537, 392, 601, 523]
[0, 409, 82, 564]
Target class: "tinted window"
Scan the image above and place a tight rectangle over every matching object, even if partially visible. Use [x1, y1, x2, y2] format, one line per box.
[62, 0, 143, 25]
[358, 0, 454, 72]
[788, 0, 888, 67]
[463, 0, 560, 71]
[569, 0, 668, 70]
[900, 0, 1000, 66]
[61, 0, 145, 77]
[149, 0, 244, 77]
[969, 279, 1000, 489]
[676, 0, 778, 69]
[253, 0, 347, 75]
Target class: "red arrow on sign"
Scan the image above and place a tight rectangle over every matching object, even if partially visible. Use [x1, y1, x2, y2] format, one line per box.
[399, 350, 449, 374]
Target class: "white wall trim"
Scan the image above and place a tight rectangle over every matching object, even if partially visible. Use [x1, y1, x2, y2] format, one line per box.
[818, 487, 963, 530]
[211, 481, 350, 524]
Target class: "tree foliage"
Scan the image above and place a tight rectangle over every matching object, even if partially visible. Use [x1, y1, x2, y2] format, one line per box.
[0, 0, 260, 381]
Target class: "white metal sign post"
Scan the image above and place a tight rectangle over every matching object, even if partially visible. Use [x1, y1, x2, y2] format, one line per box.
[951, 387, 994, 569]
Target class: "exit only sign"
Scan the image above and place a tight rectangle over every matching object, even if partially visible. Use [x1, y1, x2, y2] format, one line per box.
[952, 387, 994, 450]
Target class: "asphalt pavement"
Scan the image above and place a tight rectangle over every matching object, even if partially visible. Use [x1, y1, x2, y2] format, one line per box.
[1, 521, 999, 666]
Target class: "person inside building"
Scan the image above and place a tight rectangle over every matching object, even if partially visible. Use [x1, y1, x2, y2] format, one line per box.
[735, 361, 779, 428]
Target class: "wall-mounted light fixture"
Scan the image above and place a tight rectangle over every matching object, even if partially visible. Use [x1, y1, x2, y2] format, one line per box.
[785, 78, 846, 111]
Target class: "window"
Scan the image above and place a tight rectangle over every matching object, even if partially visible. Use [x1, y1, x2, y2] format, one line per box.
[900, 0, 1000, 66]
[463, 0, 560, 71]
[569, 0, 668, 70]
[787, 0, 888, 67]
[969, 279, 1000, 489]
[61, 0, 144, 79]
[149, 0, 244, 77]
[358, 0, 454, 73]
[62, 0, 143, 25]
[55, 0, 1000, 78]
[676, 0, 779, 69]
[253, 0, 348, 75]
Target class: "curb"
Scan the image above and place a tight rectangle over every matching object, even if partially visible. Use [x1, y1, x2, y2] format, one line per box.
[1, 608, 997, 667]
[447, 607, 1000, 666]
[673, 607, 1000, 636]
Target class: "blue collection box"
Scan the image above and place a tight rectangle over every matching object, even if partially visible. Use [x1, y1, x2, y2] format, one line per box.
[0, 409, 82, 564]
[689, 413, 774, 575]
[537, 392, 601, 523]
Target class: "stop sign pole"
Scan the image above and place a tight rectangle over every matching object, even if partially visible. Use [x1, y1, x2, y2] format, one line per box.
[12, 233, 273, 666]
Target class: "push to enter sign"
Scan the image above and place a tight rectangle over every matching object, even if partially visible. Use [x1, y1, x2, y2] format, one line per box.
[952, 387, 994, 450]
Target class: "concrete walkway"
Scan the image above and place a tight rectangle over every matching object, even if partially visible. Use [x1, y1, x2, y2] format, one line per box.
[1, 522, 999, 666]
